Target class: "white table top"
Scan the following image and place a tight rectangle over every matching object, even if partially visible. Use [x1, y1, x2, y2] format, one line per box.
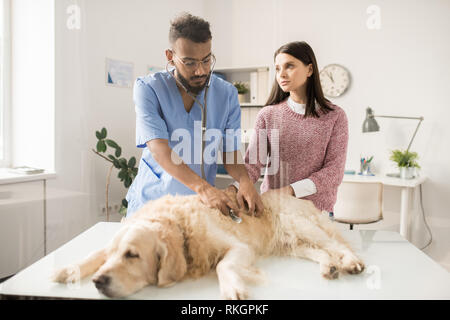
[342, 173, 426, 188]
[216, 173, 427, 188]
[1, 222, 449, 300]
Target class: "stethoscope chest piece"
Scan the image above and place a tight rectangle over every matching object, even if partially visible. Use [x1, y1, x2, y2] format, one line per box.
[229, 209, 242, 224]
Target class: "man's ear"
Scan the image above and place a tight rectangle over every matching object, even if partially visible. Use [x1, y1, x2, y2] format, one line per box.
[156, 223, 187, 287]
[165, 49, 174, 66]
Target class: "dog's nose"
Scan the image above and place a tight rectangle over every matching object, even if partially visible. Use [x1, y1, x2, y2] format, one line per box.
[93, 275, 111, 289]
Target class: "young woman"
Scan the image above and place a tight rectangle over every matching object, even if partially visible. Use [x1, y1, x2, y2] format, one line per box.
[237, 41, 348, 214]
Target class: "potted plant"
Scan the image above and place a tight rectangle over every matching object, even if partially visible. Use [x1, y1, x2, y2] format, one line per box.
[389, 149, 421, 179]
[93, 127, 138, 220]
[233, 81, 249, 103]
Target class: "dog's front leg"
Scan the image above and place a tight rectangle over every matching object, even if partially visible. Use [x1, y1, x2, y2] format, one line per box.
[51, 248, 107, 284]
[216, 245, 257, 300]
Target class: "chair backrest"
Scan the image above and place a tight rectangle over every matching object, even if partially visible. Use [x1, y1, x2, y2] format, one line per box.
[333, 182, 383, 224]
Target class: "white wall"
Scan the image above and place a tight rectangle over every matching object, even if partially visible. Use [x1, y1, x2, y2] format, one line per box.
[14, 0, 447, 270]
[48, 0, 206, 252]
[205, 0, 450, 269]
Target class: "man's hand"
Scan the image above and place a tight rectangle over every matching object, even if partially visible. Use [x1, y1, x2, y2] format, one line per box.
[235, 179, 265, 217]
[221, 151, 265, 217]
[197, 184, 240, 217]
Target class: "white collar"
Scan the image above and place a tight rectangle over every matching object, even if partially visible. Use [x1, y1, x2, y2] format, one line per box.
[287, 97, 306, 115]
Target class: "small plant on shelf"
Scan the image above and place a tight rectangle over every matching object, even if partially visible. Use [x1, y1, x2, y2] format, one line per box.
[233, 81, 249, 94]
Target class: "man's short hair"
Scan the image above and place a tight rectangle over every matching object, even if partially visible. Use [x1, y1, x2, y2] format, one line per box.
[169, 12, 212, 44]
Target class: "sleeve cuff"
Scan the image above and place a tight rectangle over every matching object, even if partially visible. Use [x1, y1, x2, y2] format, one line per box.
[230, 181, 240, 190]
[290, 178, 317, 198]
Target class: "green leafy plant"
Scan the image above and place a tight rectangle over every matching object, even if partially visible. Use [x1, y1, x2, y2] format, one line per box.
[233, 81, 249, 94]
[93, 127, 138, 219]
[389, 149, 421, 168]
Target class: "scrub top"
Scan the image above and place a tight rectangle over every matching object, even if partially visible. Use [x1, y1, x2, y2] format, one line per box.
[125, 70, 241, 217]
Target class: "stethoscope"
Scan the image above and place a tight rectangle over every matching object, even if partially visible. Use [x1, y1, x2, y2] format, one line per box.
[165, 56, 242, 224]
[165, 56, 215, 181]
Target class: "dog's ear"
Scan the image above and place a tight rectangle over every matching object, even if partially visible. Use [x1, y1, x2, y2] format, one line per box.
[156, 222, 187, 287]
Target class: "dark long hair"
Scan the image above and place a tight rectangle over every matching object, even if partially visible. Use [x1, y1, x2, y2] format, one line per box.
[265, 41, 333, 118]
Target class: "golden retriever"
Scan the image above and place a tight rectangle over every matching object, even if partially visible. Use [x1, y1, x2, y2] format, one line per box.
[51, 188, 364, 299]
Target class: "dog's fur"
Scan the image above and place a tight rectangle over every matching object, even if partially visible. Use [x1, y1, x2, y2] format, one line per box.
[51, 188, 364, 299]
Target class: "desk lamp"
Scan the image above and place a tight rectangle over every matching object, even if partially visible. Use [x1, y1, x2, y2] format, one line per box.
[362, 107, 424, 153]
[362, 107, 424, 177]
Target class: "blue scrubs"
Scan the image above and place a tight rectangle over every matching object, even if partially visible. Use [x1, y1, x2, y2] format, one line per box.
[125, 70, 241, 217]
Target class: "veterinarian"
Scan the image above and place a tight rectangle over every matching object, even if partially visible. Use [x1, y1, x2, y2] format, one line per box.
[126, 13, 264, 218]
[232, 41, 348, 217]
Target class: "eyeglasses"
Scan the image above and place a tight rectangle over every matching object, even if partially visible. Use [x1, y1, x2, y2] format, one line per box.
[171, 51, 216, 72]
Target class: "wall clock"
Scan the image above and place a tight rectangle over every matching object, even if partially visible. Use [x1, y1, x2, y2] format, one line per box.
[319, 64, 351, 98]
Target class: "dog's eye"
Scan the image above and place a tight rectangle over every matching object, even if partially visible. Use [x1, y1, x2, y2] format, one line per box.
[124, 250, 140, 259]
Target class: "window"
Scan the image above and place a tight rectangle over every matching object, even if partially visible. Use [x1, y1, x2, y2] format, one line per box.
[0, 0, 11, 167]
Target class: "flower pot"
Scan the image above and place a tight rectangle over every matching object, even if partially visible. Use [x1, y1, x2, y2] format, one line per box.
[238, 94, 246, 104]
[399, 167, 415, 179]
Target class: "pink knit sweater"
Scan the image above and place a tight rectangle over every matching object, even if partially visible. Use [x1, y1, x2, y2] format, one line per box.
[244, 99, 348, 212]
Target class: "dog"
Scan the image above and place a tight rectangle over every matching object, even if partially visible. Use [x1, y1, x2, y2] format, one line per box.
[51, 188, 365, 299]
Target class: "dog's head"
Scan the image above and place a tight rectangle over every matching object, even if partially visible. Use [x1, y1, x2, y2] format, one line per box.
[92, 219, 187, 298]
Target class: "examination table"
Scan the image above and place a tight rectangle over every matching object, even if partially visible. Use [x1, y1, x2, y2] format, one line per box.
[1, 222, 449, 300]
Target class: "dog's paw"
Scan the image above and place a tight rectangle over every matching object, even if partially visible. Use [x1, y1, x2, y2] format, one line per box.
[320, 264, 339, 280]
[341, 254, 365, 275]
[51, 265, 81, 284]
[221, 283, 249, 300]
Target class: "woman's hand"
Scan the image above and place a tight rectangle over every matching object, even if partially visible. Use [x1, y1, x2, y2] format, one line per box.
[280, 185, 295, 196]
[264, 185, 295, 197]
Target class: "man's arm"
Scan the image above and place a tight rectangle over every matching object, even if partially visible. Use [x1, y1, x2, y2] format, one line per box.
[147, 139, 239, 216]
[222, 150, 247, 182]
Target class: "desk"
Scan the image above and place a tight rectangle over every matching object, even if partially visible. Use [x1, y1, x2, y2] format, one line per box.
[342, 174, 427, 240]
[1, 222, 449, 300]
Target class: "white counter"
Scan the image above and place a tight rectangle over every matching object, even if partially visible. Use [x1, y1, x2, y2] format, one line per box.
[0, 168, 56, 185]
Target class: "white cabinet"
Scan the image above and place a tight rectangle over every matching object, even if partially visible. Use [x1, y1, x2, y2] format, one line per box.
[214, 66, 273, 175]
[214, 66, 273, 142]
[214, 66, 272, 106]
[0, 181, 45, 279]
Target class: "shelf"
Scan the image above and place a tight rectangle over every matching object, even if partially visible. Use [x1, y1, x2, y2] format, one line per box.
[214, 66, 271, 106]
[214, 66, 269, 73]
[240, 103, 264, 107]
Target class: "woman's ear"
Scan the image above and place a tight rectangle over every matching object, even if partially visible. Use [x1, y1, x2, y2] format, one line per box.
[307, 64, 313, 77]
[156, 222, 187, 287]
